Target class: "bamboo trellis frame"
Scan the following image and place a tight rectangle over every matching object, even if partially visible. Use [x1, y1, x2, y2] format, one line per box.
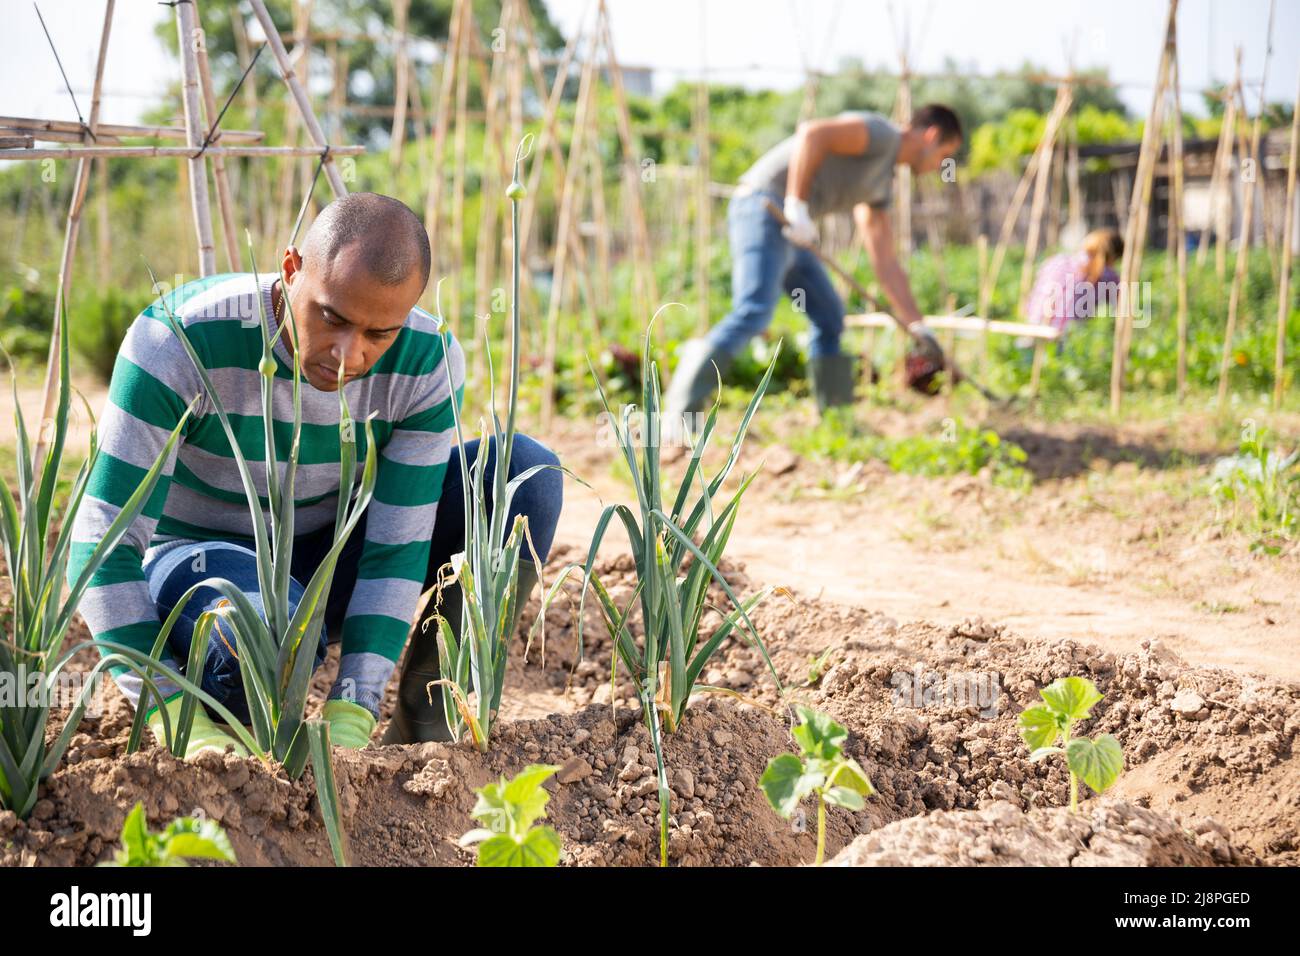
[12, 0, 358, 477]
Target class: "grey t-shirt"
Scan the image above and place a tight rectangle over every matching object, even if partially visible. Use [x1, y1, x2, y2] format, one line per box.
[738, 111, 901, 217]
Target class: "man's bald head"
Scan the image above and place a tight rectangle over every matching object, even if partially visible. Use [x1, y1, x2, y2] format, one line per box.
[300, 192, 431, 288]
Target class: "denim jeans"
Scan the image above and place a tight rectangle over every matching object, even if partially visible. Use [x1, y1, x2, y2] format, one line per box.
[141, 434, 563, 722]
[706, 190, 845, 359]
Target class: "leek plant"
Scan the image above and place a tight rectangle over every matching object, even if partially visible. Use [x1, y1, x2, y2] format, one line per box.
[427, 135, 565, 751]
[0, 308, 241, 818]
[580, 322, 785, 866]
[133, 240, 377, 780]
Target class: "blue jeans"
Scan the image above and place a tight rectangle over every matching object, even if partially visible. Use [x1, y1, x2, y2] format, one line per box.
[706, 190, 845, 359]
[141, 434, 563, 723]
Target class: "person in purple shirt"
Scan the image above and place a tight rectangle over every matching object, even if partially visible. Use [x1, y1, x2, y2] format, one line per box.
[1024, 228, 1124, 340]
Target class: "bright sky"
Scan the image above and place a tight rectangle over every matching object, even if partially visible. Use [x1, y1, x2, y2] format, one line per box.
[0, 0, 1297, 129]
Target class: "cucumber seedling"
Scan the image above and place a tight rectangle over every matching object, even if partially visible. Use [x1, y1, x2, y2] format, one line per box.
[1019, 675, 1124, 812]
[100, 802, 236, 867]
[460, 763, 563, 867]
[760, 705, 874, 865]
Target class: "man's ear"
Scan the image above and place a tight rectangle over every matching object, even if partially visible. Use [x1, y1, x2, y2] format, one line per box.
[281, 246, 303, 284]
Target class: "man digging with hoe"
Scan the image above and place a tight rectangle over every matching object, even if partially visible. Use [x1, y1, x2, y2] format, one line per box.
[666, 104, 964, 424]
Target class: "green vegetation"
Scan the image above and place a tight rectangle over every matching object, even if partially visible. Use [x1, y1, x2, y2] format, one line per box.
[428, 136, 566, 751]
[1019, 676, 1124, 813]
[100, 802, 236, 867]
[459, 763, 563, 867]
[579, 321, 784, 866]
[790, 411, 1032, 490]
[1210, 430, 1299, 553]
[0, 310, 193, 818]
[760, 706, 874, 865]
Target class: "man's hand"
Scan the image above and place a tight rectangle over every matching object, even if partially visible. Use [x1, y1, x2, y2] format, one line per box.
[146, 694, 249, 759]
[909, 323, 945, 367]
[782, 196, 819, 247]
[322, 699, 377, 749]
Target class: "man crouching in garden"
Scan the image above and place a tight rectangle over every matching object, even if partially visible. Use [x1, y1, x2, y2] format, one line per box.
[66, 192, 563, 755]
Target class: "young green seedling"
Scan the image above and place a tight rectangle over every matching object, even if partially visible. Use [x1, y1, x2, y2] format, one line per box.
[760, 706, 874, 865]
[1018, 675, 1124, 812]
[100, 802, 236, 867]
[459, 763, 563, 867]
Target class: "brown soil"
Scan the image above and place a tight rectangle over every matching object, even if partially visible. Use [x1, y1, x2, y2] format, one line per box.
[5, 547, 1296, 867]
[829, 798, 1243, 866]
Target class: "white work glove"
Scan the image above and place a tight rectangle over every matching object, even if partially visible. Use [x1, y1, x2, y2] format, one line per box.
[782, 196, 819, 247]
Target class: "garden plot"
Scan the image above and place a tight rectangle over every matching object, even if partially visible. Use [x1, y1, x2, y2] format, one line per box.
[3, 548, 1295, 868]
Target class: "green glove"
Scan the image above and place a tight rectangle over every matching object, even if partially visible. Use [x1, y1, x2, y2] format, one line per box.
[145, 694, 248, 759]
[322, 699, 377, 749]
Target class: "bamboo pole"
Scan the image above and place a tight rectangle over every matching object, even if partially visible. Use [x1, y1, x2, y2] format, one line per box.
[894, 59, 913, 262]
[597, 0, 658, 315]
[248, 0, 347, 198]
[95, 158, 110, 285]
[230, 7, 271, 242]
[1169, 48, 1190, 399]
[541, 35, 597, 428]
[1274, 66, 1299, 409]
[33, 0, 114, 477]
[449, 1, 472, 338]
[175, 0, 217, 276]
[1018, 84, 1073, 316]
[1217, 4, 1277, 407]
[517, 3, 584, 274]
[193, 1, 241, 272]
[589, 72, 612, 307]
[980, 91, 1071, 315]
[0, 116, 264, 143]
[1194, 87, 1233, 270]
[422, 0, 465, 295]
[389, 0, 411, 169]
[471, 0, 512, 385]
[694, 31, 711, 334]
[3, 144, 364, 160]
[1109, 0, 1177, 414]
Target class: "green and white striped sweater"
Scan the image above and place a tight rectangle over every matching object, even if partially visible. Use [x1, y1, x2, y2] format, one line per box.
[66, 272, 466, 716]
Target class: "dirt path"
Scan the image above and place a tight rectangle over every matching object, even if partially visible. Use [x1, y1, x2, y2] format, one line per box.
[545, 421, 1300, 684]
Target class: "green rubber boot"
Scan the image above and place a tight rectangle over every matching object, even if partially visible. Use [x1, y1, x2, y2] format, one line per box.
[381, 559, 541, 745]
[809, 353, 856, 412]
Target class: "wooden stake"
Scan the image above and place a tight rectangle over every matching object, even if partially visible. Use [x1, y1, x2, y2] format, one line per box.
[248, 0, 347, 198]
[176, 0, 217, 276]
[541, 35, 597, 428]
[1275, 66, 1299, 408]
[389, 0, 411, 169]
[1169, 48, 1190, 399]
[423, 0, 465, 294]
[981, 89, 1071, 316]
[1018, 83, 1073, 316]
[1218, 4, 1277, 407]
[193, 2, 241, 271]
[597, 0, 658, 315]
[33, 0, 114, 477]
[1109, 0, 1177, 414]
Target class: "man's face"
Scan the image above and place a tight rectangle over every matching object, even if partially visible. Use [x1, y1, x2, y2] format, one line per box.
[911, 128, 961, 176]
[279, 242, 425, 391]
